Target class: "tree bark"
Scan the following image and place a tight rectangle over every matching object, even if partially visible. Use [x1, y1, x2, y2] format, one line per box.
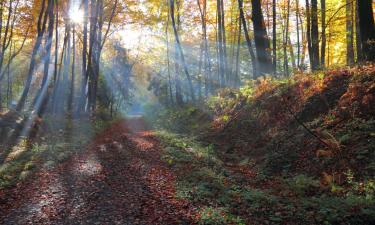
[358, 0, 375, 61]
[284, 0, 290, 76]
[355, 0, 362, 62]
[68, 24, 76, 112]
[320, 0, 326, 68]
[346, 0, 354, 65]
[78, 0, 89, 113]
[310, 0, 320, 70]
[238, 0, 257, 78]
[296, 0, 300, 68]
[234, 13, 242, 87]
[170, 0, 195, 102]
[251, 0, 273, 77]
[305, 0, 313, 68]
[272, 0, 277, 75]
[16, 0, 49, 111]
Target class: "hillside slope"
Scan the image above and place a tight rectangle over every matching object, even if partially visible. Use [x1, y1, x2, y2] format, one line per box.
[151, 64, 375, 224]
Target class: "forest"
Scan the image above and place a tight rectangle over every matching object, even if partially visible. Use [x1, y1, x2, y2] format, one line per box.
[0, 0, 374, 224]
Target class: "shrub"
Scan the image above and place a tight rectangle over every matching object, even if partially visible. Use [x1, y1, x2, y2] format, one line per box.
[287, 174, 320, 196]
[198, 207, 244, 225]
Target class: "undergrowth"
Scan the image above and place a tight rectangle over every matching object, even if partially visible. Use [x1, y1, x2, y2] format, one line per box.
[0, 116, 116, 189]
[153, 64, 375, 224]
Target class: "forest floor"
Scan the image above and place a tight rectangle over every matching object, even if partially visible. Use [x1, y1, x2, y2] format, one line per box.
[0, 118, 197, 225]
[1, 65, 374, 225]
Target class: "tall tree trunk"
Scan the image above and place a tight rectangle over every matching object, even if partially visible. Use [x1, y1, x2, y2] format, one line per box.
[0, 0, 20, 76]
[355, 0, 363, 62]
[272, 0, 277, 75]
[54, 0, 58, 83]
[170, 0, 195, 102]
[198, 0, 212, 96]
[6, 42, 13, 107]
[296, 0, 300, 68]
[284, 0, 290, 76]
[238, 0, 257, 77]
[16, 0, 48, 111]
[288, 37, 296, 69]
[78, 0, 89, 113]
[33, 0, 55, 115]
[320, 0, 326, 68]
[346, 0, 354, 65]
[357, 0, 375, 61]
[299, 14, 307, 69]
[217, 0, 225, 86]
[234, 13, 242, 87]
[305, 0, 313, 69]
[52, 26, 68, 114]
[166, 0, 173, 105]
[220, 0, 228, 85]
[68, 24, 76, 112]
[251, 0, 273, 77]
[174, 0, 183, 105]
[310, 0, 320, 70]
[91, 0, 103, 113]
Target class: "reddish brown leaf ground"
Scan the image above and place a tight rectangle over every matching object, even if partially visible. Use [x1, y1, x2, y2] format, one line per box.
[0, 117, 197, 225]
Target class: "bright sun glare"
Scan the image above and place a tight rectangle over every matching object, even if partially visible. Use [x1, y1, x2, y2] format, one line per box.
[70, 8, 84, 24]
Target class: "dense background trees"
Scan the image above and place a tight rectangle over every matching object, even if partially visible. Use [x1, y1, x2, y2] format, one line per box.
[146, 0, 375, 106]
[0, 0, 373, 117]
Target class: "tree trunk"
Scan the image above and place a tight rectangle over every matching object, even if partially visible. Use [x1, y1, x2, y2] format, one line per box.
[284, 0, 290, 76]
[305, 0, 313, 68]
[251, 0, 273, 77]
[320, 0, 326, 68]
[238, 0, 257, 77]
[170, 0, 195, 102]
[68, 24, 76, 112]
[272, 0, 277, 75]
[234, 13, 242, 87]
[217, 0, 225, 86]
[54, 0, 58, 83]
[32, 0, 55, 115]
[166, 0, 173, 105]
[346, 0, 354, 65]
[310, 0, 320, 70]
[16, 0, 48, 111]
[78, 0, 89, 113]
[358, 0, 375, 61]
[220, 0, 228, 85]
[296, 0, 300, 68]
[300, 14, 307, 69]
[174, 1, 183, 105]
[355, 0, 363, 62]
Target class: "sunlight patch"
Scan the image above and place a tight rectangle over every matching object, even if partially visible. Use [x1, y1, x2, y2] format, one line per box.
[130, 136, 154, 151]
[74, 155, 103, 176]
[4, 141, 28, 162]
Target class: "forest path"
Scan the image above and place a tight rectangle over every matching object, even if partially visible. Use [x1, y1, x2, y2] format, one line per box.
[0, 117, 196, 224]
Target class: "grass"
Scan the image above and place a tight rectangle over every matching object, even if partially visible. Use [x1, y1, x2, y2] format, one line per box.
[156, 129, 375, 224]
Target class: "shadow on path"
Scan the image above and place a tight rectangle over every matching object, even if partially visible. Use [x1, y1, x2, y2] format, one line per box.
[0, 118, 196, 225]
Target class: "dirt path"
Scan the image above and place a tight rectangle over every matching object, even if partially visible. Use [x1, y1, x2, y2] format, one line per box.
[0, 118, 196, 225]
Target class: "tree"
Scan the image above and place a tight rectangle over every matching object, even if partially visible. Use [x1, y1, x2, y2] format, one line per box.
[310, 0, 320, 70]
[272, 0, 277, 75]
[238, 0, 257, 77]
[321, 0, 326, 68]
[357, 0, 375, 61]
[170, 0, 195, 102]
[16, 0, 51, 111]
[346, 0, 354, 65]
[251, 0, 273, 77]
